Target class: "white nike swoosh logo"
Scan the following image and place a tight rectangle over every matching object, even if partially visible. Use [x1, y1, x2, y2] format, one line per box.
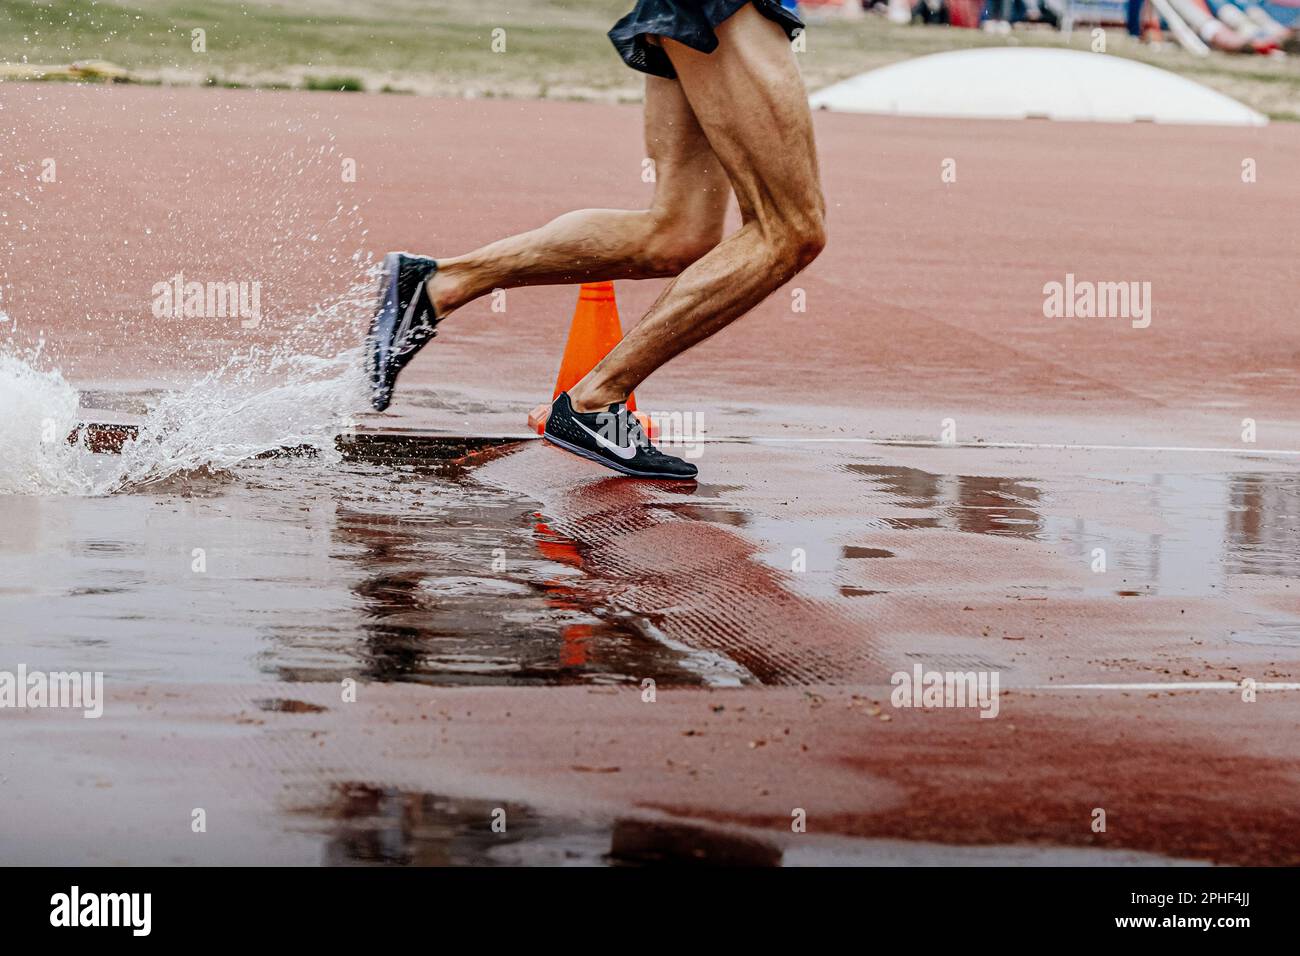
[573, 418, 638, 460]
[393, 290, 421, 347]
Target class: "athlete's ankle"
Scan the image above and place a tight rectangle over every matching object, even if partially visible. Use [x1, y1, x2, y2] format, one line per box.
[425, 265, 461, 318]
[569, 382, 626, 415]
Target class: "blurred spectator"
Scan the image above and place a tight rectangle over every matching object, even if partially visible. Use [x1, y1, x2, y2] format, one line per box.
[984, 0, 1015, 29]
[827, 0, 1289, 49]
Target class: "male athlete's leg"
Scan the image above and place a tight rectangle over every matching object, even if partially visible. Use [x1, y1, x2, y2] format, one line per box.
[366, 75, 728, 411]
[428, 75, 730, 316]
[566, 3, 826, 414]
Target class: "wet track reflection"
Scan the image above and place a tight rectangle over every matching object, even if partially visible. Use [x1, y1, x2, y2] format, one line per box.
[0, 449, 728, 687]
[844, 463, 1300, 599]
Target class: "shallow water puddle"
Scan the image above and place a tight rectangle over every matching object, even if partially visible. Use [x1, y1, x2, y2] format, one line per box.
[0, 453, 727, 687]
[295, 783, 611, 866]
[294, 782, 787, 866]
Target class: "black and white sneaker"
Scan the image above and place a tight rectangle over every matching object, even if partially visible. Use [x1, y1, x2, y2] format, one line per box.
[543, 392, 697, 479]
[366, 252, 442, 412]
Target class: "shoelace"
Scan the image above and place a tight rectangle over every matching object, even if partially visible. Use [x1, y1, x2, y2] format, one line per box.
[394, 312, 438, 357]
[618, 410, 668, 458]
[393, 280, 441, 354]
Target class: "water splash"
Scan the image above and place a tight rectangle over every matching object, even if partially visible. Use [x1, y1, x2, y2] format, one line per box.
[0, 345, 92, 495]
[116, 345, 368, 492]
[0, 312, 369, 497]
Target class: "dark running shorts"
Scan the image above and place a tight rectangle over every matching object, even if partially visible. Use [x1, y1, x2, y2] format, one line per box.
[609, 0, 805, 79]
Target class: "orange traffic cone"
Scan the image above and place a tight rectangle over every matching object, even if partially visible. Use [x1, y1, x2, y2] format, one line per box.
[528, 281, 656, 437]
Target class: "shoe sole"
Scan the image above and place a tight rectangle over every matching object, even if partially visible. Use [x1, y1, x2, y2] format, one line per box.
[542, 432, 696, 480]
[367, 253, 402, 412]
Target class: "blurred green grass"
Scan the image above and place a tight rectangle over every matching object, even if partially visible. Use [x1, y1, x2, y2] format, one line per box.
[2, 0, 1298, 115]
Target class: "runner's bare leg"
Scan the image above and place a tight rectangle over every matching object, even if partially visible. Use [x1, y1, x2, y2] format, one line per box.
[567, 4, 826, 412]
[427, 75, 730, 315]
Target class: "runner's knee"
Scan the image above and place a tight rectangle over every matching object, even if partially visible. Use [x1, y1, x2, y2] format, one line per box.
[768, 205, 826, 276]
[792, 212, 827, 270]
[642, 211, 723, 276]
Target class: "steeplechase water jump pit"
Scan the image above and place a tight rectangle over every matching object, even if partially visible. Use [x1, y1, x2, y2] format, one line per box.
[0, 306, 733, 692]
[0, 294, 757, 865]
[4, 295, 1300, 865]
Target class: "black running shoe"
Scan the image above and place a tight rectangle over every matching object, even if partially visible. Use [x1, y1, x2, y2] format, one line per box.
[543, 392, 697, 479]
[366, 252, 442, 412]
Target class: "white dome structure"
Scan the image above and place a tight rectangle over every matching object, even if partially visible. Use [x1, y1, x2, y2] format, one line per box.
[809, 47, 1267, 127]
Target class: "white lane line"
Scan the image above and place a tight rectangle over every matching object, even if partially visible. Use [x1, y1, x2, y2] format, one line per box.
[735, 438, 1300, 456]
[1033, 682, 1300, 691]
